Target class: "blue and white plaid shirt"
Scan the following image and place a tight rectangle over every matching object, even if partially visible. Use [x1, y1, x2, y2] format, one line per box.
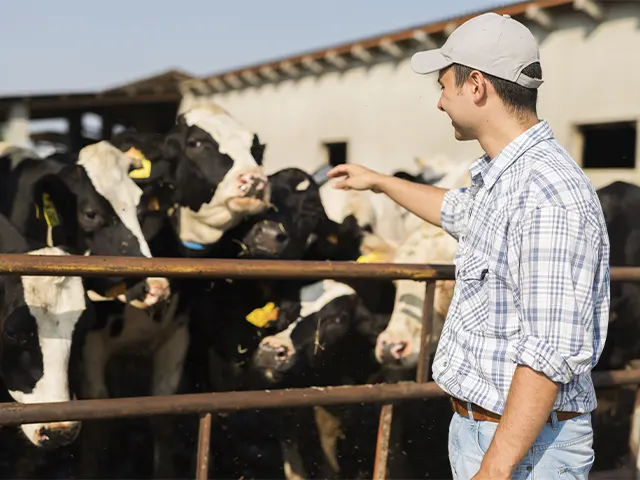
[433, 120, 610, 415]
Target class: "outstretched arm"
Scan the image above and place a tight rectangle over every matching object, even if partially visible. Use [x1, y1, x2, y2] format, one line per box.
[326, 164, 448, 228]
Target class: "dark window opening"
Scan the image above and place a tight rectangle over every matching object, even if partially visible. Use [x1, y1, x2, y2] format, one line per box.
[579, 121, 636, 169]
[324, 141, 347, 167]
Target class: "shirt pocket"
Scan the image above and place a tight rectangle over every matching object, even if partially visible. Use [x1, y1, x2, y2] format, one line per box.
[456, 252, 490, 332]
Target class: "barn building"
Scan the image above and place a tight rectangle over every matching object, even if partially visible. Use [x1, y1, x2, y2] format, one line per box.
[178, 0, 640, 189]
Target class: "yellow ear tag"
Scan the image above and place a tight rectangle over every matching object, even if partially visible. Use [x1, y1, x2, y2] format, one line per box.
[357, 252, 381, 263]
[245, 302, 279, 328]
[42, 193, 60, 228]
[126, 147, 152, 179]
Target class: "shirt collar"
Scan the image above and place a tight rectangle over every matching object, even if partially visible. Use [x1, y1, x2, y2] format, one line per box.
[468, 120, 555, 189]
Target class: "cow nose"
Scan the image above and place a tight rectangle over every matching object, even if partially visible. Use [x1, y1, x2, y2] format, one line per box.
[254, 340, 295, 375]
[378, 339, 409, 365]
[247, 221, 289, 257]
[32, 422, 81, 449]
[238, 172, 268, 200]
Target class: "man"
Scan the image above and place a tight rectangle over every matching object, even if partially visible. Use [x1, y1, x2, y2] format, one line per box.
[327, 12, 610, 480]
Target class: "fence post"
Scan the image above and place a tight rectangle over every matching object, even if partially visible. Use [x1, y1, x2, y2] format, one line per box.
[196, 412, 212, 480]
[372, 280, 437, 479]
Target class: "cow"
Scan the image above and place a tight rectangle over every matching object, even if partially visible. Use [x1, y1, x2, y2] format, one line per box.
[162, 104, 271, 252]
[372, 157, 473, 370]
[0, 213, 96, 449]
[0, 141, 171, 307]
[591, 180, 640, 370]
[247, 279, 389, 479]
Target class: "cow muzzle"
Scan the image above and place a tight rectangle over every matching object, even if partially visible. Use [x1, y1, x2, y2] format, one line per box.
[375, 333, 415, 368]
[117, 277, 171, 309]
[243, 220, 289, 258]
[229, 172, 270, 212]
[23, 421, 81, 449]
[253, 337, 296, 382]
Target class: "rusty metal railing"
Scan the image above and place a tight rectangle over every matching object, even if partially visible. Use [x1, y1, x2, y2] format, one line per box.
[0, 254, 637, 479]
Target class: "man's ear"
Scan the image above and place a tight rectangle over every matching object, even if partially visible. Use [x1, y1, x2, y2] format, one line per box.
[468, 70, 488, 102]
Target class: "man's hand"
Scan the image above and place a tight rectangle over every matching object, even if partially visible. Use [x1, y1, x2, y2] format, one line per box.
[474, 365, 560, 479]
[326, 164, 386, 193]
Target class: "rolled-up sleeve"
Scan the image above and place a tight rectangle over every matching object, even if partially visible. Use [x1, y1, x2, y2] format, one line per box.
[440, 188, 470, 240]
[508, 205, 606, 384]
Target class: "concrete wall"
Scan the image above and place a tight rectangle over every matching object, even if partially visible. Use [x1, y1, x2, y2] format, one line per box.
[182, 3, 640, 188]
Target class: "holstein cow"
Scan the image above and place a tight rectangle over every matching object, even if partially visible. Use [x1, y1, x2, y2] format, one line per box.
[593, 180, 640, 370]
[250, 280, 388, 480]
[0, 213, 96, 449]
[374, 157, 473, 370]
[1, 141, 171, 306]
[162, 103, 270, 254]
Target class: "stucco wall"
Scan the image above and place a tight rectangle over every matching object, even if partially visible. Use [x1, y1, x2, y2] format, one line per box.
[182, 3, 640, 188]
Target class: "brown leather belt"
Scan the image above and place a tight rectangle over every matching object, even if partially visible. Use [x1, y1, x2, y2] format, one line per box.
[451, 397, 582, 423]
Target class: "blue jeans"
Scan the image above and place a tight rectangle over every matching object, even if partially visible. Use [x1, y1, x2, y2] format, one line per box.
[448, 406, 595, 479]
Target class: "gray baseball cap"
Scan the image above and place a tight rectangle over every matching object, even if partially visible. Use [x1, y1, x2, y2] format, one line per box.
[411, 12, 543, 89]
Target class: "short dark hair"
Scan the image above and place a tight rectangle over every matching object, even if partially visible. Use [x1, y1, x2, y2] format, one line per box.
[452, 62, 542, 118]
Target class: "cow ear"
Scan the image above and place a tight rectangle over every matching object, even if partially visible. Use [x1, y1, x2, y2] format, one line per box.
[31, 172, 78, 241]
[250, 134, 266, 166]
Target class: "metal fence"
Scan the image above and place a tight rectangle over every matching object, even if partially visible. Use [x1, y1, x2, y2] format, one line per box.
[0, 253, 638, 479]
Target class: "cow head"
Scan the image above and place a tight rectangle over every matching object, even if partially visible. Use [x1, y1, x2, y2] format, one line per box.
[226, 168, 329, 259]
[28, 142, 170, 309]
[252, 280, 375, 384]
[163, 104, 270, 249]
[0, 246, 96, 449]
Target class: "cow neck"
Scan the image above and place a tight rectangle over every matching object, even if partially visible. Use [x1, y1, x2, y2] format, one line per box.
[9, 247, 86, 406]
[77, 141, 152, 258]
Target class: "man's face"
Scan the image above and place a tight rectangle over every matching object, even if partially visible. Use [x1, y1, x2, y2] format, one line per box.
[436, 66, 477, 142]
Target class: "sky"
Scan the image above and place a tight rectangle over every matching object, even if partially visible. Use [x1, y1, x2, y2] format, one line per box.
[1, 0, 505, 96]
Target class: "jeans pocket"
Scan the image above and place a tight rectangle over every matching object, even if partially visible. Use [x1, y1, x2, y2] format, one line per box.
[472, 419, 499, 457]
[557, 453, 594, 479]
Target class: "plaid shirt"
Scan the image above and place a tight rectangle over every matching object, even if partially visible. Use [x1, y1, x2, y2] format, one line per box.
[433, 120, 610, 415]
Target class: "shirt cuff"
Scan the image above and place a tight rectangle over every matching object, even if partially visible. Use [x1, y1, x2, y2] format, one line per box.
[440, 188, 465, 239]
[514, 334, 575, 384]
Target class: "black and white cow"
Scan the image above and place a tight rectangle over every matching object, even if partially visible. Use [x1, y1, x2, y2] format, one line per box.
[0, 213, 96, 449]
[162, 104, 271, 253]
[246, 280, 388, 479]
[1, 141, 171, 306]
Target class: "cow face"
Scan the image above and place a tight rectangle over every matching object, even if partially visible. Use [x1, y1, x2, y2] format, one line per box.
[0, 247, 95, 449]
[252, 280, 373, 384]
[28, 142, 170, 309]
[164, 105, 270, 247]
[231, 168, 328, 259]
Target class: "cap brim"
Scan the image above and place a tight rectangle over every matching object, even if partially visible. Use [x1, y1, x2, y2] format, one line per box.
[411, 50, 452, 75]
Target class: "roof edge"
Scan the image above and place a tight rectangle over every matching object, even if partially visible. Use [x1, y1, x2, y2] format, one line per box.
[186, 0, 575, 90]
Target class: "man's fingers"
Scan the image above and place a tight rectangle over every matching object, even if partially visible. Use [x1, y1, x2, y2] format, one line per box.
[331, 179, 351, 190]
[326, 164, 350, 178]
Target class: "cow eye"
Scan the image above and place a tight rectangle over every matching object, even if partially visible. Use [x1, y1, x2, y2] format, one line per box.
[187, 139, 202, 148]
[84, 211, 97, 221]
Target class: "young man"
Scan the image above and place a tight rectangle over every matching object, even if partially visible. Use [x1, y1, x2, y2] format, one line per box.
[327, 12, 610, 480]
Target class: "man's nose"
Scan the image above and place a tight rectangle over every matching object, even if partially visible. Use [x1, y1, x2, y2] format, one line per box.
[437, 97, 444, 111]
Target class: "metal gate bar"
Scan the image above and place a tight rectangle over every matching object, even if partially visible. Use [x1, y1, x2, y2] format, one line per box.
[0, 254, 456, 280]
